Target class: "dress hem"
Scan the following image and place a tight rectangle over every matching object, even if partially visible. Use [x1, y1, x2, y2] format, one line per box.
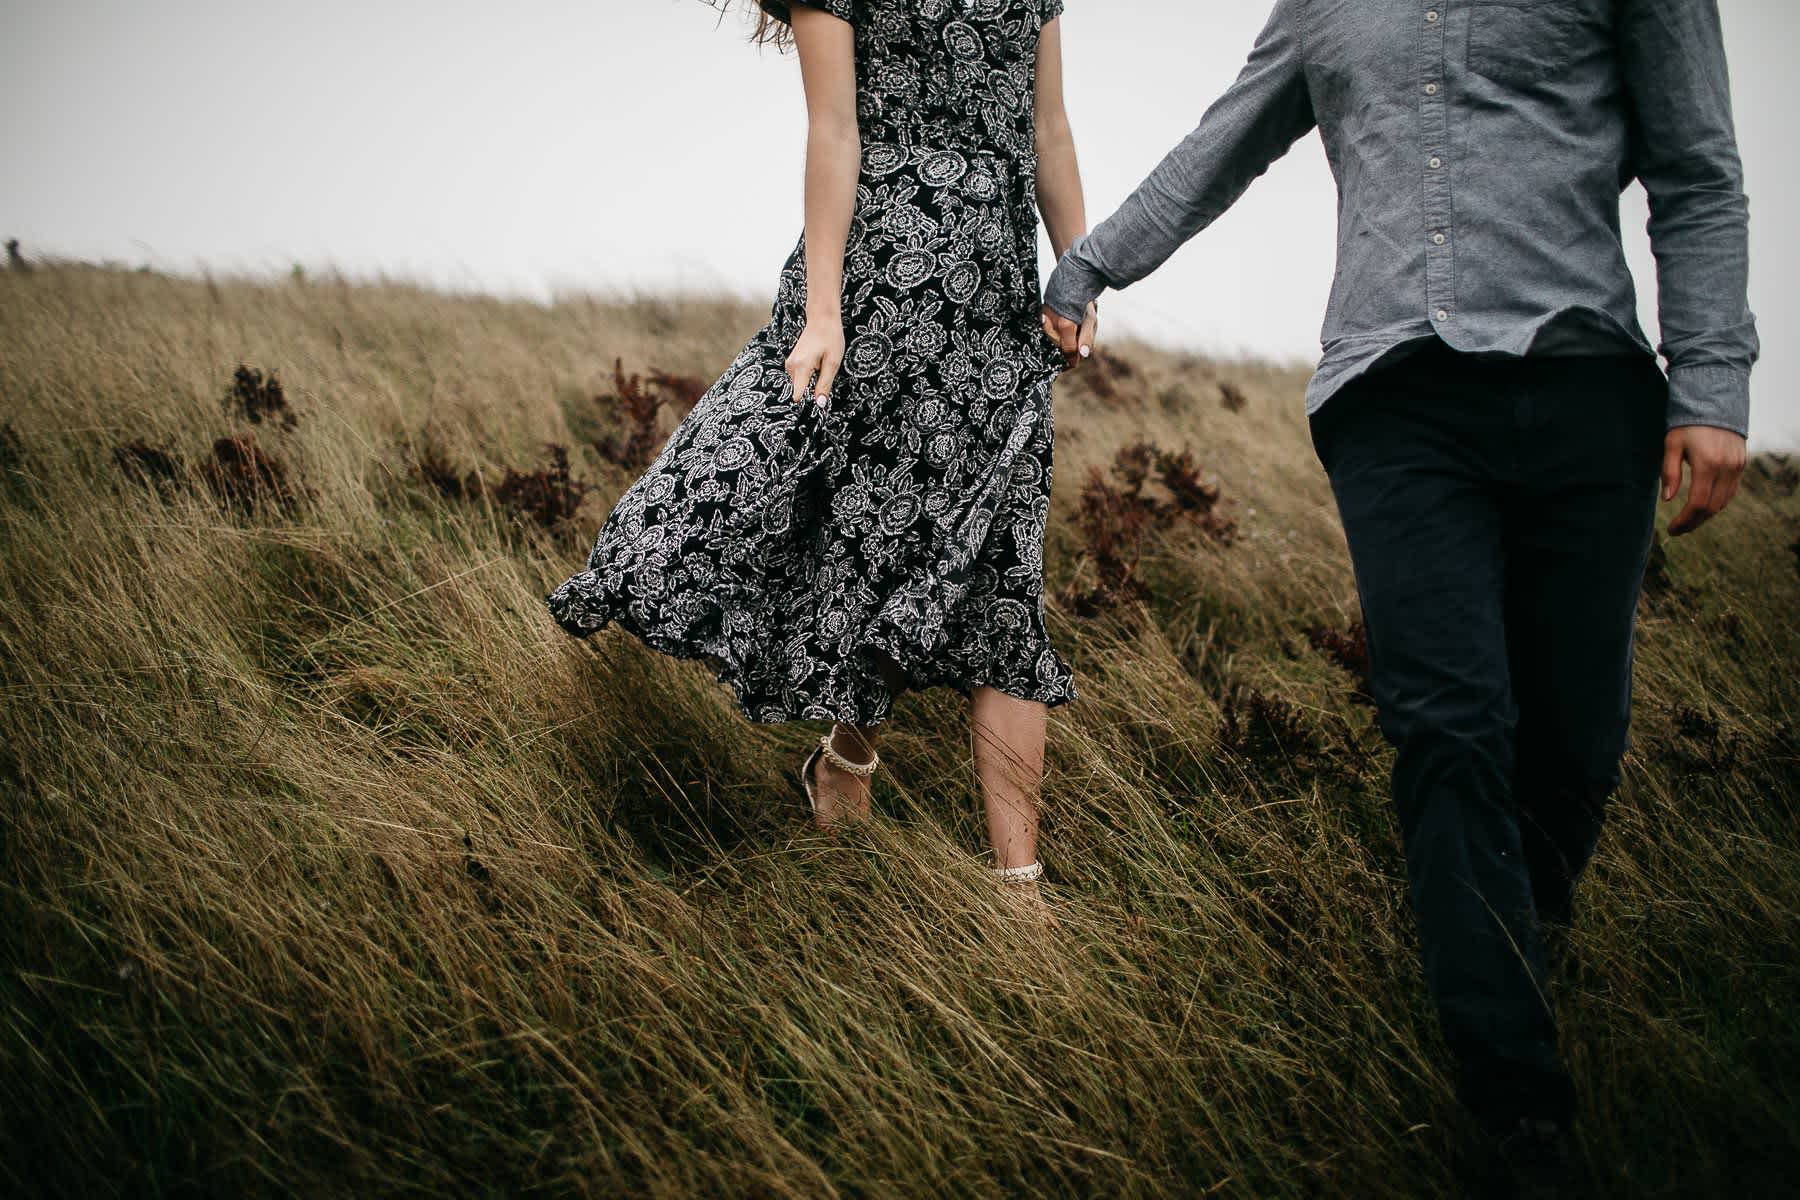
[546, 590, 1077, 728]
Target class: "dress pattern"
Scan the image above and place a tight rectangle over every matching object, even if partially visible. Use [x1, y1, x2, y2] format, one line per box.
[546, 0, 1075, 725]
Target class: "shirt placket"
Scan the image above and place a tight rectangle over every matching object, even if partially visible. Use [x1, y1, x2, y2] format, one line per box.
[1419, 3, 1455, 332]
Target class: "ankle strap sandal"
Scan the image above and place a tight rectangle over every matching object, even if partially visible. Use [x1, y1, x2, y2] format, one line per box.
[992, 861, 1044, 884]
[800, 729, 879, 816]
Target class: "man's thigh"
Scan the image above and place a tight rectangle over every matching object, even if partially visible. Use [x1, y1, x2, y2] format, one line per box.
[1503, 356, 1667, 781]
[1311, 374, 1515, 751]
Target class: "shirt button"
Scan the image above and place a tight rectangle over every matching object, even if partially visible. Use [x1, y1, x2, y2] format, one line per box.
[1434, 308, 1450, 322]
[1428, 156, 1443, 169]
[1424, 83, 1439, 95]
[1425, 10, 1439, 22]
[1432, 232, 1447, 245]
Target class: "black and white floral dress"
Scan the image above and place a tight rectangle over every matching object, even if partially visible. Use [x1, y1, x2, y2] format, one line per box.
[546, 0, 1075, 725]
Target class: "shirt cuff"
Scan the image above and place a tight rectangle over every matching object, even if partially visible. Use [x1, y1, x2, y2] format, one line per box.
[1666, 364, 1751, 437]
[1043, 250, 1108, 325]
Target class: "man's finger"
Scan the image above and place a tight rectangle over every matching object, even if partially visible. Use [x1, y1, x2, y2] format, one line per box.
[1670, 462, 1718, 536]
[1661, 436, 1684, 503]
[1712, 463, 1742, 520]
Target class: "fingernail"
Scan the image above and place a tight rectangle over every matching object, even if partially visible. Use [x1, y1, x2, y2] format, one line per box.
[1079, 346, 1090, 358]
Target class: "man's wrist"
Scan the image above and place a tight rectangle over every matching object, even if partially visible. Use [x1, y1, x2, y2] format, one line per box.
[1666, 363, 1751, 438]
[1044, 252, 1107, 325]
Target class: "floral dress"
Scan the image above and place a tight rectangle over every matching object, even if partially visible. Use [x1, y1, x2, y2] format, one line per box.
[545, 0, 1075, 725]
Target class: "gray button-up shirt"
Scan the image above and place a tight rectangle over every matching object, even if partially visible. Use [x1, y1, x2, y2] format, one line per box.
[1043, 0, 1759, 434]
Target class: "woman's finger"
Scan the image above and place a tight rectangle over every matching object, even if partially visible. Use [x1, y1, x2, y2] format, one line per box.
[814, 352, 842, 407]
[786, 355, 813, 405]
[1078, 307, 1099, 359]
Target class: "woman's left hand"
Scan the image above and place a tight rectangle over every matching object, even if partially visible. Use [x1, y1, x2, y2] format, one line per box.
[786, 315, 846, 407]
[1041, 301, 1099, 369]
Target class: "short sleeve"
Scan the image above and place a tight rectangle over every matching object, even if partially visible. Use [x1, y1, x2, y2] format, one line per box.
[758, 0, 856, 25]
[1041, 0, 1065, 25]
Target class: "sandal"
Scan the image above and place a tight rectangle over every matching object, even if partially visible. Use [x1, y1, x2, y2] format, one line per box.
[992, 861, 1045, 884]
[800, 727, 880, 822]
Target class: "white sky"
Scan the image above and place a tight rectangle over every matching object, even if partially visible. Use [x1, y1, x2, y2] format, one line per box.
[4, 0, 1794, 446]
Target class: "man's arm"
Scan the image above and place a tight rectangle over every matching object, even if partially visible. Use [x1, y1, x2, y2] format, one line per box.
[1042, 0, 1314, 327]
[1621, 0, 1758, 533]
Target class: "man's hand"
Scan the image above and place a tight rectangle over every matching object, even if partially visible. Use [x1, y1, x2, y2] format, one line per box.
[1041, 301, 1099, 369]
[1662, 424, 1748, 536]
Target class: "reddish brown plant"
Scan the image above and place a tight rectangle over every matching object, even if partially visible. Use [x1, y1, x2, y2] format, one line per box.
[416, 439, 484, 502]
[1061, 439, 1236, 614]
[494, 445, 589, 530]
[594, 359, 705, 470]
[199, 434, 299, 514]
[225, 365, 297, 429]
[113, 440, 184, 491]
[1306, 620, 1374, 705]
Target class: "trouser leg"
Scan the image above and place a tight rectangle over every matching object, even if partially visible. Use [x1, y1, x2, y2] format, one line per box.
[1311, 364, 1569, 1130]
[1503, 357, 1667, 928]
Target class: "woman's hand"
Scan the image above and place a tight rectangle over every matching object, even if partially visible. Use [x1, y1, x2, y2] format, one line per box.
[786, 315, 846, 407]
[1041, 301, 1099, 369]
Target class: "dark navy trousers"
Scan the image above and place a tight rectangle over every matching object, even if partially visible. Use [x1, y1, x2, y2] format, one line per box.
[1309, 342, 1668, 1130]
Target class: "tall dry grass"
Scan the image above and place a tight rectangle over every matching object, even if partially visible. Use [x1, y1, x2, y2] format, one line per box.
[1, 262, 1795, 1197]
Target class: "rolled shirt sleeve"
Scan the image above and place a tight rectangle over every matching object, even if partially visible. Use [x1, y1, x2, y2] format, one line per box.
[1043, 0, 1314, 324]
[1620, 0, 1759, 434]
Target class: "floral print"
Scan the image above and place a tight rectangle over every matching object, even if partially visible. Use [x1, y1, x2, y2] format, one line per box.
[545, 0, 1074, 725]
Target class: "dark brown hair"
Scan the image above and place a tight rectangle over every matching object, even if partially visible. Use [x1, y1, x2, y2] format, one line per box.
[704, 1, 793, 50]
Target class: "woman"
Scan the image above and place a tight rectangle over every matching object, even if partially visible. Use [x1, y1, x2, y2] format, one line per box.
[546, 0, 1099, 891]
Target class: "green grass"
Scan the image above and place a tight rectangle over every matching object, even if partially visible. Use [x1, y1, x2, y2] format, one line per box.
[1, 263, 1796, 1197]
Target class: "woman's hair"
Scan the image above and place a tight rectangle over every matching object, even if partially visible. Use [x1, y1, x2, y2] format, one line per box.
[704, 1, 793, 50]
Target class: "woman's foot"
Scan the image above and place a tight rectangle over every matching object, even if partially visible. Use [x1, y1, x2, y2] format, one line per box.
[993, 862, 1058, 929]
[802, 725, 879, 828]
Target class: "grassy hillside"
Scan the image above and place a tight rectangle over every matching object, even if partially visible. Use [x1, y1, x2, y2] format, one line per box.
[1, 263, 1796, 1198]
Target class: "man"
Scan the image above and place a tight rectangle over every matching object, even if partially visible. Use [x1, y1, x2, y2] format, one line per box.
[1042, 0, 1755, 1188]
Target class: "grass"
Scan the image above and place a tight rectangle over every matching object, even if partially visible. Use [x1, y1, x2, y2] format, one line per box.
[1, 262, 1796, 1197]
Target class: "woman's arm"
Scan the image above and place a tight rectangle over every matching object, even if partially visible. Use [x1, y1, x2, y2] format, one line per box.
[1034, 18, 1085, 260]
[786, 7, 860, 407]
[1032, 18, 1097, 363]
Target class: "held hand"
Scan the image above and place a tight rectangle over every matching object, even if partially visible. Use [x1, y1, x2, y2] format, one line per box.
[786, 315, 846, 407]
[1040, 301, 1099, 369]
[1662, 424, 1748, 536]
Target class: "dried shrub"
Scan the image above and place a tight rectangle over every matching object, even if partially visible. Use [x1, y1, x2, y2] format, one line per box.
[1219, 381, 1249, 413]
[593, 359, 704, 470]
[1668, 703, 1741, 774]
[415, 438, 484, 502]
[199, 434, 299, 514]
[646, 369, 707, 415]
[1060, 440, 1236, 615]
[6, 238, 29, 274]
[113, 440, 184, 493]
[1307, 620, 1373, 705]
[1078, 349, 1139, 408]
[225, 364, 297, 429]
[1745, 452, 1797, 498]
[494, 445, 589, 530]
[1220, 684, 1321, 764]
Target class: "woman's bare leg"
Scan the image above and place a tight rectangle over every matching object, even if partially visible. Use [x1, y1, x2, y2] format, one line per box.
[811, 723, 880, 827]
[969, 687, 1046, 870]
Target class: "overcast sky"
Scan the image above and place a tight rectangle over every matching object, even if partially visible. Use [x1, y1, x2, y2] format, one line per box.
[4, 0, 1794, 446]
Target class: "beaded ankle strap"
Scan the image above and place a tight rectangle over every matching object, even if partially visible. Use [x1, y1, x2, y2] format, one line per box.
[818, 731, 879, 778]
[992, 861, 1044, 883]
